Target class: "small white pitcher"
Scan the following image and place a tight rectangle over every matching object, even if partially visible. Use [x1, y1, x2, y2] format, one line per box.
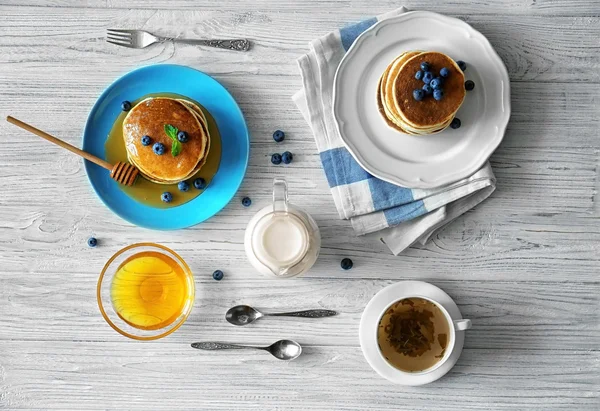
[244, 177, 321, 278]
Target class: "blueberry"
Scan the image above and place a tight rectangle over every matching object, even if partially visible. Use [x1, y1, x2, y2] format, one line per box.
[413, 89, 425, 101]
[141, 135, 152, 146]
[87, 237, 98, 248]
[271, 153, 282, 165]
[121, 100, 132, 111]
[281, 151, 293, 164]
[456, 60, 467, 71]
[193, 178, 207, 190]
[430, 78, 443, 90]
[161, 192, 173, 203]
[153, 142, 165, 155]
[177, 131, 188, 143]
[450, 118, 461, 129]
[422, 84, 433, 95]
[465, 80, 475, 91]
[423, 72, 434, 84]
[178, 181, 190, 192]
[341, 258, 353, 270]
[273, 130, 285, 142]
[415, 70, 423, 80]
[433, 89, 444, 101]
[212, 270, 224, 281]
[420, 61, 431, 72]
[440, 67, 450, 78]
[241, 196, 252, 207]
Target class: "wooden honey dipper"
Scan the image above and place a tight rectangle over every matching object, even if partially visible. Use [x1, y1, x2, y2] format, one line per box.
[6, 116, 139, 186]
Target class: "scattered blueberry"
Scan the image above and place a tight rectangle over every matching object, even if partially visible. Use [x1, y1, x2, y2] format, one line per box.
[422, 84, 433, 95]
[341, 258, 353, 270]
[141, 135, 152, 146]
[121, 100, 132, 111]
[413, 89, 425, 101]
[87, 237, 98, 248]
[415, 70, 423, 80]
[271, 153, 282, 165]
[153, 142, 165, 155]
[178, 181, 190, 192]
[212, 270, 224, 281]
[161, 192, 173, 203]
[420, 61, 431, 72]
[242, 197, 252, 207]
[282, 151, 293, 164]
[177, 131, 188, 143]
[193, 178, 207, 190]
[273, 130, 285, 143]
[433, 89, 444, 101]
[465, 80, 475, 91]
[440, 67, 450, 78]
[430, 77, 443, 90]
[450, 118, 462, 129]
[423, 72, 434, 84]
[456, 60, 467, 71]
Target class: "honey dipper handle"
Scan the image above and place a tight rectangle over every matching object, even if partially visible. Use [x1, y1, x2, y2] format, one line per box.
[6, 116, 113, 171]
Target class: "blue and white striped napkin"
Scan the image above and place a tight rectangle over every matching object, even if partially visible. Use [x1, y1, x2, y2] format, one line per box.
[293, 7, 496, 255]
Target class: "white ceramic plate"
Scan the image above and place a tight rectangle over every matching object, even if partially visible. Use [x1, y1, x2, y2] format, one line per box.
[359, 281, 467, 385]
[333, 11, 510, 188]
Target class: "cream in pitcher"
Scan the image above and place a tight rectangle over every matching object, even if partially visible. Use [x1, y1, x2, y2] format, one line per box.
[245, 177, 320, 278]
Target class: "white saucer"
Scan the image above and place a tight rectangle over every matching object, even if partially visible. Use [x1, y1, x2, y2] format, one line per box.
[333, 11, 511, 189]
[359, 281, 466, 385]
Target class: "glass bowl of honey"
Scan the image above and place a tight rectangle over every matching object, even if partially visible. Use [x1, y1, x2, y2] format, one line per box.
[97, 243, 195, 340]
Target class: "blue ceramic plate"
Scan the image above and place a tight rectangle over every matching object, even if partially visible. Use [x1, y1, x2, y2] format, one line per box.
[83, 64, 249, 229]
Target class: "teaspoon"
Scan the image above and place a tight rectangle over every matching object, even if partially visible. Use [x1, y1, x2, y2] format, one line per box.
[226, 304, 338, 326]
[191, 339, 302, 361]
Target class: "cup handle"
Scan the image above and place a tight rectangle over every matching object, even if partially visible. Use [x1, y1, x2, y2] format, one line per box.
[273, 177, 289, 213]
[454, 319, 472, 331]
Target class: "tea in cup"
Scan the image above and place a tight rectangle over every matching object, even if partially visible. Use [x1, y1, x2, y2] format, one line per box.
[377, 297, 471, 373]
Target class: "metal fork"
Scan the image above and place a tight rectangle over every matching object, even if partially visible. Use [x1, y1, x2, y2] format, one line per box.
[106, 29, 250, 51]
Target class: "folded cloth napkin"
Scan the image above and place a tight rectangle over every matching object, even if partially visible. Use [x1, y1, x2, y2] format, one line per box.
[293, 7, 496, 255]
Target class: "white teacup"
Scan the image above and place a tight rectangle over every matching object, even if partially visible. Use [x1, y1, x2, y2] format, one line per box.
[359, 281, 471, 385]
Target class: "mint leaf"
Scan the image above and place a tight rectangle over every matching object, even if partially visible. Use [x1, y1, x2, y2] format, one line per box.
[171, 140, 182, 157]
[164, 124, 182, 157]
[164, 124, 178, 140]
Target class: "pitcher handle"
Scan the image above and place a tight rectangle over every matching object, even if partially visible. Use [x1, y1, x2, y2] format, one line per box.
[273, 177, 289, 213]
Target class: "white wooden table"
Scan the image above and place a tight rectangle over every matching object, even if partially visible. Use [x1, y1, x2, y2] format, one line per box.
[0, 1, 599, 409]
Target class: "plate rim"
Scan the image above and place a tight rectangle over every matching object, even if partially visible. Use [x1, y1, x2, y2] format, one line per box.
[332, 10, 511, 188]
[82, 63, 250, 230]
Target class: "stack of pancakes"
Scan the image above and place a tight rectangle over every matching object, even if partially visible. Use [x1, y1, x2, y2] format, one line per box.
[123, 97, 210, 184]
[377, 51, 466, 135]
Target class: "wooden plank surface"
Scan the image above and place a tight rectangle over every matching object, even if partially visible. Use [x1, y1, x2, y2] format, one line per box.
[0, 1, 599, 410]
[2, 0, 600, 16]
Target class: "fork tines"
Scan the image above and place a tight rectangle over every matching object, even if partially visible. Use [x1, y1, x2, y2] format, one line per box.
[106, 29, 133, 47]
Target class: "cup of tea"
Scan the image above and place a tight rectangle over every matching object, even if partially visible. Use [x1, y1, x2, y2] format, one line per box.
[359, 281, 471, 385]
[97, 243, 195, 340]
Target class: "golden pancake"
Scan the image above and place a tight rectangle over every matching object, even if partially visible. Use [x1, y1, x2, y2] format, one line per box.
[379, 51, 449, 135]
[393, 52, 465, 129]
[123, 97, 209, 184]
[178, 99, 212, 171]
[377, 51, 466, 135]
[378, 51, 421, 133]
[139, 99, 212, 185]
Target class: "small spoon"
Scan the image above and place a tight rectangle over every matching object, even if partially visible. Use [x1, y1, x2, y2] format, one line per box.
[6, 116, 139, 186]
[226, 305, 338, 326]
[191, 339, 302, 361]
